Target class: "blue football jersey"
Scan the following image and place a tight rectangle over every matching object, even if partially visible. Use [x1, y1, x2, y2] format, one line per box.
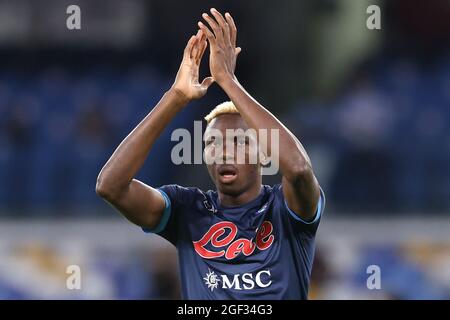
[143, 183, 325, 300]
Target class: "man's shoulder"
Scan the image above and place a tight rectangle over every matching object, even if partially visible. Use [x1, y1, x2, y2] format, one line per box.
[158, 184, 213, 201]
[158, 183, 284, 206]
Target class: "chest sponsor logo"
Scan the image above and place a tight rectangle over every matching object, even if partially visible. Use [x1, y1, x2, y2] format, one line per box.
[203, 268, 272, 292]
[193, 220, 274, 259]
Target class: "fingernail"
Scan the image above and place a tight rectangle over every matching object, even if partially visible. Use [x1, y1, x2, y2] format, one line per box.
[202, 13, 208, 18]
[211, 8, 216, 12]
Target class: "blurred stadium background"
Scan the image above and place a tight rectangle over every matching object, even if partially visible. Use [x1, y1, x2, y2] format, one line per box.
[0, 0, 449, 299]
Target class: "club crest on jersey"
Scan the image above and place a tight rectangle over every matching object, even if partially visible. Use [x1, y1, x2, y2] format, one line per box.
[203, 199, 217, 213]
[193, 221, 275, 260]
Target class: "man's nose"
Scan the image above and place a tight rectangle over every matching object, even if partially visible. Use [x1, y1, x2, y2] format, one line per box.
[222, 141, 235, 162]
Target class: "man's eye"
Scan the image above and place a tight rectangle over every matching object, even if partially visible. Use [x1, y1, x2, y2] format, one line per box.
[206, 137, 220, 146]
[213, 139, 222, 147]
[236, 136, 248, 146]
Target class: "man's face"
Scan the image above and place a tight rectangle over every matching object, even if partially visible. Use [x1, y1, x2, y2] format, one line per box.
[204, 114, 261, 196]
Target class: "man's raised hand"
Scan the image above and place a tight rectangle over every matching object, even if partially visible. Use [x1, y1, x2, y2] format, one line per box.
[198, 8, 241, 85]
[171, 30, 214, 102]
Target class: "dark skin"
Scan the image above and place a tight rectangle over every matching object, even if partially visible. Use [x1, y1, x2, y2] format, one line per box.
[199, 8, 320, 219]
[204, 113, 262, 207]
[96, 9, 320, 230]
[96, 30, 216, 229]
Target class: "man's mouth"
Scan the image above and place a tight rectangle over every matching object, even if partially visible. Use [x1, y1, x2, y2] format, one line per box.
[217, 165, 238, 184]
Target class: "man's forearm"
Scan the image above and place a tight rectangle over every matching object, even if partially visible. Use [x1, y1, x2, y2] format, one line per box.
[220, 76, 312, 179]
[96, 89, 188, 196]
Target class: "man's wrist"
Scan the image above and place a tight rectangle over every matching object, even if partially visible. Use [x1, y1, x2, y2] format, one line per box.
[166, 87, 191, 106]
[218, 74, 239, 91]
[217, 74, 238, 89]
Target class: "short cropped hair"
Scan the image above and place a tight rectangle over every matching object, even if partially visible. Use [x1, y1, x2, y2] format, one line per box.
[204, 101, 240, 124]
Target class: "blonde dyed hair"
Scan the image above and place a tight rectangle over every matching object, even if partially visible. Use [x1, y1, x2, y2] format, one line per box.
[204, 101, 240, 124]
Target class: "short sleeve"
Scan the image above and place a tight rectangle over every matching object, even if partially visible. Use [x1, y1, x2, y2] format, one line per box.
[141, 184, 191, 246]
[277, 184, 326, 236]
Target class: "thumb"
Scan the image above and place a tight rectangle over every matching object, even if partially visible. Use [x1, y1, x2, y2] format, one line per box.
[200, 76, 215, 89]
[235, 47, 242, 56]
